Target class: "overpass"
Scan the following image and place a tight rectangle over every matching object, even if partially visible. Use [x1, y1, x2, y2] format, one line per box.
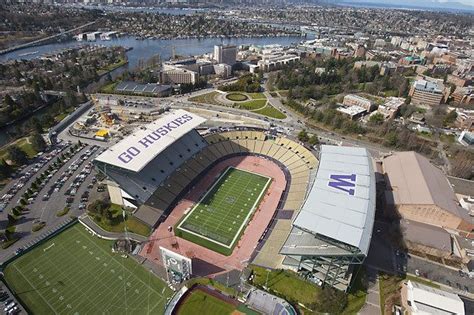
[0, 21, 97, 55]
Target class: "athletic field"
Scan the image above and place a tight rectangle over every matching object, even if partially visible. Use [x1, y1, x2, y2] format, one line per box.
[4, 224, 173, 315]
[176, 167, 271, 256]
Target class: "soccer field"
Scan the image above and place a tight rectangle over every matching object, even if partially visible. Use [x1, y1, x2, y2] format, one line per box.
[176, 167, 271, 256]
[4, 224, 173, 315]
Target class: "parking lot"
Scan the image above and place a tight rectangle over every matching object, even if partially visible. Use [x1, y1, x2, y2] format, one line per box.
[0, 282, 24, 315]
[0, 141, 105, 262]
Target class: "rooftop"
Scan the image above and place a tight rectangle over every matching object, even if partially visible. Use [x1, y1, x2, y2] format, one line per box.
[405, 280, 465, 315]
[291, 145, 376, 255]
[94, 109, 206, 172]
[383, 151, 470, 221]
[413, 79, 443, 94]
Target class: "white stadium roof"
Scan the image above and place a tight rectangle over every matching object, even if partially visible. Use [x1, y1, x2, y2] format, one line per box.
[293, 145, 376, 255]
[94, 109, 206, 172]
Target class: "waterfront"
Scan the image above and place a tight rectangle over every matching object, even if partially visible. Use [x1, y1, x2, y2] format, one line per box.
[0, 36, 305, 68]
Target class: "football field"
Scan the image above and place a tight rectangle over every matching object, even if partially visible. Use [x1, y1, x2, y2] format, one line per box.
[176, 167, 271, 256]
[4, 224, 173, 315]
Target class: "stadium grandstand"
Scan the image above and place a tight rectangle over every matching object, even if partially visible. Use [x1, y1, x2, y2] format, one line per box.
[280, 145, 376, 291]
[93, 109, 207, 213]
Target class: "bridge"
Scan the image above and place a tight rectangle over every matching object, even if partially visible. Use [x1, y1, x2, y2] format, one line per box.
[0, 21, 97, 55]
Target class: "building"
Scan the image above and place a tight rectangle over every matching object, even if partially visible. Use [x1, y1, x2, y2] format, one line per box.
[160, 68, 199, 85]
[280, 145, 376, 291]
[455, 109, 474, 131]
[213, 45, 237, 65]
[114, 81, 172, 97]
[458, 131, 474, 146]
[337, 105, 367, 120]
[409, 79, 444, 108]
[257, 54, 300, 72]
[93, 110, 207, 214]
[452, 86, 474, 106]
[377, 97, 405, 119]
[401, 280, 465, 315]
[382, 151, 473, 235]
[343, 94, 375, 112]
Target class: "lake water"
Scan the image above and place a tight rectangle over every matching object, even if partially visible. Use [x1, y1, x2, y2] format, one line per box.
[0, 35, 304, 146]
[0, 36, 305, 68]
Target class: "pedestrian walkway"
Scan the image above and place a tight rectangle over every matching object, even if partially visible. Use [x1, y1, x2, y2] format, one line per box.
[360, 268, 381, 315]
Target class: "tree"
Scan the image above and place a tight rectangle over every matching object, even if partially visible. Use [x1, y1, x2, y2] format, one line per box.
[297, 129, 309, 142]
[0, 159, 12, 180]
[31, 132, 47, 152]
[7, 146, 28, 165]
[308, 134, 319, 145]
[443, 110, 457, 126]
[369, 112, 385, 125]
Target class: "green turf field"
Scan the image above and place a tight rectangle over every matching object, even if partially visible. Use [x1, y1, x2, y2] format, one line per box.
[4, 223, 173, 315]
[176, 167, 271, 256]
[177, 289, 235, 315]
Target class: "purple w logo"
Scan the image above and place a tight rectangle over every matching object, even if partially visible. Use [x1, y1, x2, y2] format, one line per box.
[328, 174, 356, 196]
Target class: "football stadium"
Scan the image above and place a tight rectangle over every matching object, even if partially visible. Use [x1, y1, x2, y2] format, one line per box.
[90, 108, 375, 291]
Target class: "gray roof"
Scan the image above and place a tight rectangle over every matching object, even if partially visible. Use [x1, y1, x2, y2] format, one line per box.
[280, 227, 354, 256]
[292, 145, 376, 255]
[401, 219, 452, 252]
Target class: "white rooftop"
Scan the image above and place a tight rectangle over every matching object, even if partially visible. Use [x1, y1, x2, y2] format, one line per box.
[337, 105, 367, 116]
[94, 109, 206, 172]
[293, 145, 376, 255]
[406, 280, 465, 315]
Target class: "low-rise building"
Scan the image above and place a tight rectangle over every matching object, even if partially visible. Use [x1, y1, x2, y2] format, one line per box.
[452, 86, 474, 106]
[377, 97, 405, 119]
[458, 131, 474, 146]
[401, 280, 465, 315]
[337, 105, 367, 120]
[343, 94, 375, 112]
[160, 68, 199, 85]
[455, 109, 474, 131]
[382, 151, 473, 236]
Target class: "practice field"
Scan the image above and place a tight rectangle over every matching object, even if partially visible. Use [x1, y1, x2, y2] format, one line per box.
[176, 289, 235, 315]
[4, 224, 173, 315]
[176, 167, 271, 256]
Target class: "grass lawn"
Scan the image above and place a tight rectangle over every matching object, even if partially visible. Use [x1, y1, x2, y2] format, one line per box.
[100, 81, 119, 94]
[247, 92, 266, 99]
[4, 223, 172, 314]
[342, 266, 368, 315]
[175, 167, 271, 256]
[253, 105, 287, 119]
[0, 136, 38, 161]
[379, 274, 403, 315]
[97, 58, 128, 76]
[93, 214, 152, 237]
[177, 289, 236, 315]
[277, 90, 289, 97]
[405, 274, 440, 288]
[238, 99, 267, 110]
[249, 265, 321, 307]
[189, 91, 222, 106]
[225, 92, 248, 102]
[91, 204, 152, 236]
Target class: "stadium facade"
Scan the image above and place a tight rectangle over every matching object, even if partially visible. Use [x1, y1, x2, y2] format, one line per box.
[280, 145, 376, 291]
[93, 109, 207, 211]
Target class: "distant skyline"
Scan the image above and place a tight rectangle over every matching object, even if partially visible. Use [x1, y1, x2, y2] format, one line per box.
[338, 0, 474, 11]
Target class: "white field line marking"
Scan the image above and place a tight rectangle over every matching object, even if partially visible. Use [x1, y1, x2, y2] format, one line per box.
[43, 243, 55, 252]
[13, 264, 59, 315]
[177, 167, 271, 249]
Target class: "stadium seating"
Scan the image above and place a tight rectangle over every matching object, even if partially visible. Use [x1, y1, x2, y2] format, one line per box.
[135, 130, 318, 227]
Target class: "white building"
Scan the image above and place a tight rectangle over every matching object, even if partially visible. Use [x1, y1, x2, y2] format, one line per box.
[401, 280, 465, 315]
